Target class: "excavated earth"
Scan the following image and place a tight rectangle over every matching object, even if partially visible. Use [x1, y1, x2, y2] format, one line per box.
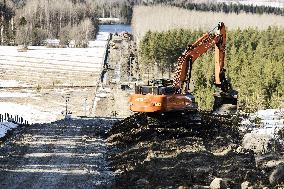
[107, 111, 271, 188]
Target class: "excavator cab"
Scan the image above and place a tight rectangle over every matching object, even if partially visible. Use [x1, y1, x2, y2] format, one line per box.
[130, 79, 198, 113]
[135, 79, 175, 95]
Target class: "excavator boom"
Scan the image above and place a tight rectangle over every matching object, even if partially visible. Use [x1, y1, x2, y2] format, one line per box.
[173, 22, 226, 91]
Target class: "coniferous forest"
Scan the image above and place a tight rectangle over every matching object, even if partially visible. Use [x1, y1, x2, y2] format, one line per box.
[138, 27, 284, 111]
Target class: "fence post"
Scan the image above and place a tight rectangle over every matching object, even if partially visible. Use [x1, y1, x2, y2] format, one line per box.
[0, 113, 29, 125]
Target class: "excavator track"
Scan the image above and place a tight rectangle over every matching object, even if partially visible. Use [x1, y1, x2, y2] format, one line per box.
[146, 110, 202, 128]
[142, 109, 239, 131]
[108, 110, 241, 147]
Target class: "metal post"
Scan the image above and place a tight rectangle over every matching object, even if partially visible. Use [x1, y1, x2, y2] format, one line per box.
[84, 98, 87, 117]
[63, 93, 71, 117]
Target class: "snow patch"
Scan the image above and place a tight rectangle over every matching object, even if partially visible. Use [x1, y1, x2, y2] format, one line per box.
[0, 102, 58, 124]
[0, 80, 20, 87]
[0, 92, 37, 98]
[242, 109, 284, 154]
[242, 109, 284, 136]
[0, 122, 18, 138]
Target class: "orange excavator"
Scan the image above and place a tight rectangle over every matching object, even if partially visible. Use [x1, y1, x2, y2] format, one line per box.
[130, 22, 238, 114]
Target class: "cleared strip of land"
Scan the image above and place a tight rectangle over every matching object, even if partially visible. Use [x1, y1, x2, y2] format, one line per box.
[132, 5, 284, 40]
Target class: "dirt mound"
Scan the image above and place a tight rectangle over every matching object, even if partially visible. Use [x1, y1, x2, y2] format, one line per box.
[107, 111, 267, 188]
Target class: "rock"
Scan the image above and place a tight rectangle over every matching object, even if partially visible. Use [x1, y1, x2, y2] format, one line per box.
[235, 146, 253, 154]
[192, 185, 210, 189]
[210, 178, 228, 189]
[177, 186, 189, 189]
[136, 178, 149, 186]
[241, 181, 251, 189]
[242, 133, 280, 154]
[269, 163, 284, 185]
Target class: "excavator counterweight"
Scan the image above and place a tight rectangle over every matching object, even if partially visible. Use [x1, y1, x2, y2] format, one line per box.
[130, 22, 238, 114]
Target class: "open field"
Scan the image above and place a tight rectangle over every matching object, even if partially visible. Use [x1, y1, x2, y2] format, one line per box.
[0, 32, 110, 122]
[0, 87, 98, 123]
[0, 32, 109, 87]
[132, 5, 284, 40]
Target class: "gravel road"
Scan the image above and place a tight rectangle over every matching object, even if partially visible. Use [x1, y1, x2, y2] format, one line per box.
[0, 118, 116, 189]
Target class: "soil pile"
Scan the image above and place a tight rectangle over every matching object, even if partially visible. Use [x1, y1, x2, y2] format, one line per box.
[107, 111, 267, 188]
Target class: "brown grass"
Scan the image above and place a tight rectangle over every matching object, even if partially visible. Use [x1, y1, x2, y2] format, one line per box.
[132, 5, 284, 41]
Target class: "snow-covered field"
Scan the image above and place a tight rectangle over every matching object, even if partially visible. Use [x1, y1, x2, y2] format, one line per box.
[0, 102, 59, 124]
[0, 32, 110, 126]
[0, 80, 29, 88]
[0, 32, 110, 87]
[0, 92, 37, 98]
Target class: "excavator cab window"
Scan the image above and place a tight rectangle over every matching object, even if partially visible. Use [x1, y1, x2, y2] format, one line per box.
[135, 79, 175, 95]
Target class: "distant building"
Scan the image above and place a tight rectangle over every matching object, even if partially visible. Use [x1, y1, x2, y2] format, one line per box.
[98, 18, 121, 24]
[43, 39, 60, 47]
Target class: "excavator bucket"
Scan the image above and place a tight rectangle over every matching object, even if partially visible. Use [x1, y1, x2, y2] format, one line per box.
[213, 92, 238, 114]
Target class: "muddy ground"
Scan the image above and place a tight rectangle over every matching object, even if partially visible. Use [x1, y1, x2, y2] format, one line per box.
[107, 111, 284, 188]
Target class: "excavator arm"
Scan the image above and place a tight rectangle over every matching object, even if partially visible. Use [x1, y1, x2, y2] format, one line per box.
[173, 22, 226, 92]
[172, 22, 237, 112]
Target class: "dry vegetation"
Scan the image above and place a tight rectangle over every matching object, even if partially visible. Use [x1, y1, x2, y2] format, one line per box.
[132, 5, 284, 40]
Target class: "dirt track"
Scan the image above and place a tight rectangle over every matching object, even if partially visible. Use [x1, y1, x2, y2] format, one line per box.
[0, 118, 116, 189]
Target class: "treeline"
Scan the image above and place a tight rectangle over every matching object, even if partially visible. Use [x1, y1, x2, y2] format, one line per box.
[16, 0, 99, 47]
[139, 27, 284, 111]
[142, 0, 284, 15]
[0, 0, 14, 45]
[93, 0, 133, 24]
[173, 2, 284, 16]
[13, 0, 134, 23]
[0, 0, 134, 46]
